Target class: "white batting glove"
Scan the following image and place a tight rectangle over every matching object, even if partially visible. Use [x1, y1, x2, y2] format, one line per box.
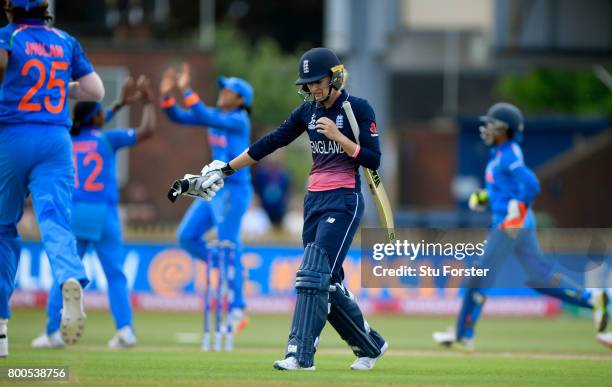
[167, 160, 235, 203]
[196, 160, 236, 199]
[200, 160, 228, 185]
[180, 174, 221, 201]
[167, 173, 223, 202]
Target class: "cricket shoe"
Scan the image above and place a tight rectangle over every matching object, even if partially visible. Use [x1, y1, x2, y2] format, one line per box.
[0, 319, 7, 357]
[432, 328, 474, 352]
[60, 278, 86, 345]
[231, 308, 250, 334]
[350, 341, 389, 370]
[273, 356, 315, 371]
[108, 326, 137, 349]
[596, 332, 612, 348]
[32, 331, 65, 349]
[591, 289, 609, 333]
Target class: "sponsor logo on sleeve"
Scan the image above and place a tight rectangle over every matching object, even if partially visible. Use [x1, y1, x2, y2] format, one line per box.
[369, 121, 378, 137]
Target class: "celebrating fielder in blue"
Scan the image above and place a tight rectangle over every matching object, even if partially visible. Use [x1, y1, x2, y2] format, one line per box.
[159, 63, 253, 326]
[31, 76, 156, 350]
[173, 47, 388, 371]
[0, 0, 105, 357]
[433, 103, 609, 351]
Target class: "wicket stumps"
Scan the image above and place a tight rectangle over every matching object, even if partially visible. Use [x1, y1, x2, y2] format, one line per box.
[202, 240, 236, 352]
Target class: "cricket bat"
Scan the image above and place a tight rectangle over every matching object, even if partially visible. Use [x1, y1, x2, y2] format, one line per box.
[342, 100, 396, 242]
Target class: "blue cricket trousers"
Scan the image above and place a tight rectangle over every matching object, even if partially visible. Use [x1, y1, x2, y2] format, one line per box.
[0, 125, 88, 319]
[302, 188, 364, 284]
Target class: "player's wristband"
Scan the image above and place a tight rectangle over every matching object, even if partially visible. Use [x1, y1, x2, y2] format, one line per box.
[221, 163, 236, 176]
[183, 89, 200, 107]
[160, 96, 176, 108]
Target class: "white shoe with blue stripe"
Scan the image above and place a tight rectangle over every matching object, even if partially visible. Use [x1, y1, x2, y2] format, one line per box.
[0, 319, 7, 357]
[350, 341, 388, 370]
[32, 331, 65, 348]
[433, 328, 474, 352]
[273, 356, 315, 371]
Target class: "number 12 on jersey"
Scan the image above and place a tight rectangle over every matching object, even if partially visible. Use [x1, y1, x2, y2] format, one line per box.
[73, 152, 105, 192]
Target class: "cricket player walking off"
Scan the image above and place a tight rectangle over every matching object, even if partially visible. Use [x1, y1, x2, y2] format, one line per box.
[0, 0, 105, 356]
[160, 64, 253, 322]
[433, 103, 609, 351]
[32, 76, 156, 349]
[176, 47, 388, 371]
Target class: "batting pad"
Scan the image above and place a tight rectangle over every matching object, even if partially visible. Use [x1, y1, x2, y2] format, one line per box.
[286, 242, 331, 368]
[328, 283, 385, 358]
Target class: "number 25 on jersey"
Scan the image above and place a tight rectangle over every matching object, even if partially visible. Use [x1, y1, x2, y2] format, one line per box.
[18, 59, 68, 114]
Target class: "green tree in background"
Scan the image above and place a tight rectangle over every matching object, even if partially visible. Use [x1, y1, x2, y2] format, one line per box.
[214, 23, 310, 191]
[213, 23, 302, 126]
[497, 68, 612, 116]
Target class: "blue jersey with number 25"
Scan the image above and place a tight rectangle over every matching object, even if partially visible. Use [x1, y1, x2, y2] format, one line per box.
[0, 19, 94, 128]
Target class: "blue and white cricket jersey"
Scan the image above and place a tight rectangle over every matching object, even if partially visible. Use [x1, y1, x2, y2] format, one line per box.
[72, 127, 136, 204]
[484, 141, 540, 226]
[0, 18, 93, 128]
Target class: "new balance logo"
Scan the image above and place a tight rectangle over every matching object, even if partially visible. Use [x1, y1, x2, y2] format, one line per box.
[303, 60, 310, 74]
[326, 217, 336, 224]
[287, 344, 298, 353]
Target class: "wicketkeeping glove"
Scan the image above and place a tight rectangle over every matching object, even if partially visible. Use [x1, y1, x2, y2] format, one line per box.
[501, 199, 527, 229]
[468, 189, 489, 212]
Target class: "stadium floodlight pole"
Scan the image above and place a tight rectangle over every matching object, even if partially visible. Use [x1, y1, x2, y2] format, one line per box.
[594, 65, 612, 92]
[153, 0, 170, 23]
[199, 0, 215, 50]
[48, 0, 55, 18]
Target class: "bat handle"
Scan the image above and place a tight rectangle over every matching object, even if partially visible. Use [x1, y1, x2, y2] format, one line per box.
[167, 178, 192, 203]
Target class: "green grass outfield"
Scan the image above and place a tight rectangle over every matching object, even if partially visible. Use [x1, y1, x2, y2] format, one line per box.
[2, 309, 611, 386]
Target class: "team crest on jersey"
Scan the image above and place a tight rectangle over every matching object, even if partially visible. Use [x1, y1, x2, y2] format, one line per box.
[369, 121, 378, 136]
[308, 113, 316, 130]
[485, 169, 494, 184]
[335, 114, 344, 129]
[303, 59, 310, 74]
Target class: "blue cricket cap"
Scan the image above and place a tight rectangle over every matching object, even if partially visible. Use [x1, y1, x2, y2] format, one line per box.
[218, 76, 254, 108]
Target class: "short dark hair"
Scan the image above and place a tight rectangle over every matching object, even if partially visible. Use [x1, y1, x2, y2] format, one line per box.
[5, 4, 52, 22]
[71, 101, 101, 136]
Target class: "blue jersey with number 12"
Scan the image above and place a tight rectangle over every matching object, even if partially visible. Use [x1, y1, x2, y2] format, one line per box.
[0, 19, 94, 128]
[72, 127, 137, 204]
